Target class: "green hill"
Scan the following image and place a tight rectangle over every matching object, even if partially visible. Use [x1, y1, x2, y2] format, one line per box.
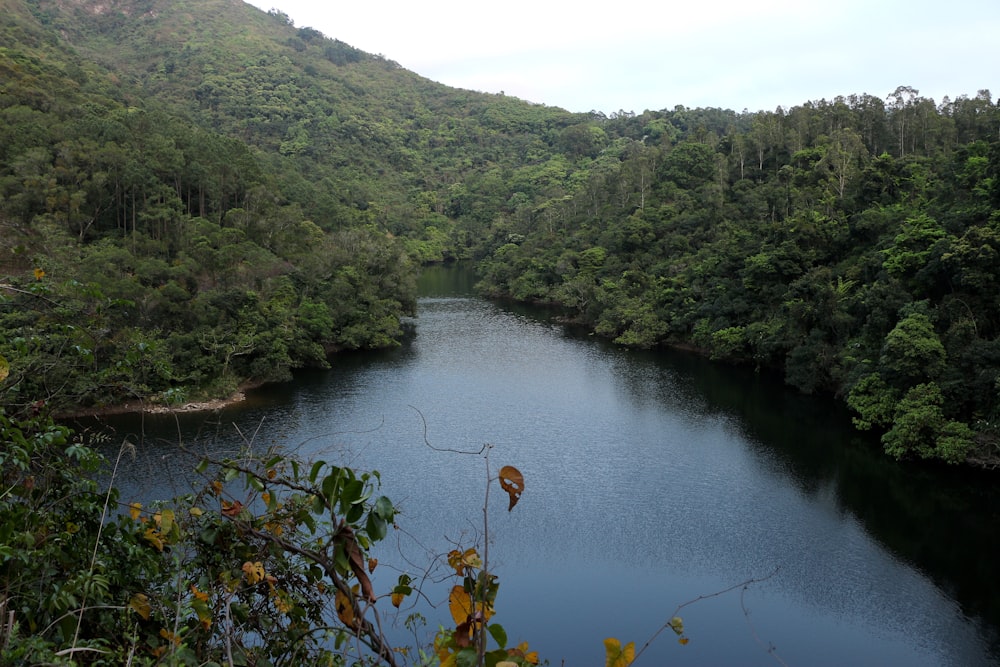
[0, 0, 589, 413]
[2, 0, 999, 467]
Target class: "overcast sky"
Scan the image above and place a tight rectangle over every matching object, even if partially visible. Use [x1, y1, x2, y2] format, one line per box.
[246, 0, 999, 115]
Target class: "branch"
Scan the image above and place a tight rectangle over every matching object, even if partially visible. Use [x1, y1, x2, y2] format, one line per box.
[632, 567, 781, 665]
[410, 406, 487, 455]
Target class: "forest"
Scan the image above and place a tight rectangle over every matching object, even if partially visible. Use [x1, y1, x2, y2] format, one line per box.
[2, 0, 998, 469]
[1, 0, 999, 663]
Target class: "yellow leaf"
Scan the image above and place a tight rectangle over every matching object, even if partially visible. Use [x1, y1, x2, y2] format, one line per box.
[143, 527, 164, 551]
[129, 593, 151, 620]
[391, 591, 405, 608]
[159, 627, 181, 646]
[128, 502, 142, 521]
[33, 267, 45, 281]
[210, 480, 223, 496]
[190, 584, 209, 602]
[498, 465, 524, 511]
[261, 491, 270, 506]
[448, 585, 472, 626]
[668, 616, 684, 635]
[241, 561, 265, 585]
[272, 590, 293, 614]
[189, 506, 203, 517]
[335, 587, 356, 627]
[447, 548, 481, 575]
[678, 637, 690, 645]
[447, 549, 462, 575]
[603, 638, 635, 667]
[159, 508, 175, 534]
[0, 355, 9, 384]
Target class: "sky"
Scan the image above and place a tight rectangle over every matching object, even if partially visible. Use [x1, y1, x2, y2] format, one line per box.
[246, 0, 999, 115]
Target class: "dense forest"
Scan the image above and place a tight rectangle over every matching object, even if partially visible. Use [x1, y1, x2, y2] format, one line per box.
[1, 0, 999, 471]
[2, 0, 1000, 664]
[474, 92, 1000, 468]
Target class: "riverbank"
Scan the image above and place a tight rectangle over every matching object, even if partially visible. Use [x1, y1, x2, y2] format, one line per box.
[55, 390, 247, 419]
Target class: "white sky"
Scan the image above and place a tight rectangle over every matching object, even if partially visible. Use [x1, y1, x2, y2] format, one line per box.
[246, 0, 999, 114]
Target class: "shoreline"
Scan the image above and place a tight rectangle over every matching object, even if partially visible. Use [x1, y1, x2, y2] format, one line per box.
[56, 390, 247, 419]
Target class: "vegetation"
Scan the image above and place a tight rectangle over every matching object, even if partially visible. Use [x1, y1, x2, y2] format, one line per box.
[2, 1, 998, 661]
[1, 3, 998, 468]
[0, 403, 550, 666]
[0, 0, 584, 414]
[474, 92, 1000, 468]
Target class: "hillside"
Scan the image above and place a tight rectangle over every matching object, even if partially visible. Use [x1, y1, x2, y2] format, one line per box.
[2, 0, 1000, 467]
[0, 0, 591, 413]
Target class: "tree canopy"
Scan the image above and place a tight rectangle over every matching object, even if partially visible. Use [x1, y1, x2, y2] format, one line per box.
[1, 0, 999, 471]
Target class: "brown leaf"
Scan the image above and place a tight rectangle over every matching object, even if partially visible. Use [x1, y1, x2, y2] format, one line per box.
[221, 499, 243, 517]
[498, 465, 524, 511]
[454, 621, 474, 647]
[341, 524, 376, 601]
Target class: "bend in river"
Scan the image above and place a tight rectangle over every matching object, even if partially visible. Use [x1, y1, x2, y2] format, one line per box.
[87, 264, 1000, 667]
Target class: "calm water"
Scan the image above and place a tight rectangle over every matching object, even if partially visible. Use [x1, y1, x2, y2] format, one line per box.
[88, 264, 1000, 666]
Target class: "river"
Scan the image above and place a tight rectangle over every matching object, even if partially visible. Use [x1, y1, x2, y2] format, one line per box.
[87, 263, 1000, 666]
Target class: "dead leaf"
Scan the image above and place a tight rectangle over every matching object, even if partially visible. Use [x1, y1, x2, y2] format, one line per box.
[221, 500, 243, 517]
[341, 524, 375, 601]
[498, 465, 524, 511]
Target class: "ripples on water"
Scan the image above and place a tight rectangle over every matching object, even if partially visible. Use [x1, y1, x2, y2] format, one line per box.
[89, 267, 999, 667]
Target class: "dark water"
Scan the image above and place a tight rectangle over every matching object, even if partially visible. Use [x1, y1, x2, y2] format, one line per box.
[86, 264, 1000, 666]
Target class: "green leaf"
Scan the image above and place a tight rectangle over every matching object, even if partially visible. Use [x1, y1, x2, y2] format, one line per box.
[345, 502, 364, 524]
[195, 458, 210, 474]
[374, 495, 395, 521]
[455, 648, 479, 667]
[322, 468, 343, 501]
[340, 478, 364, 506]
[488, 622, 507, 649]
[366, 513, 387, 541]
[309, 460, 326, 483]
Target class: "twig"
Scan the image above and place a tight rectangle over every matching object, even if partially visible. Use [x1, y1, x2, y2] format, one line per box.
[740, 581, 789, 666]
[410, 406, 487, 455]
[632, 567, 781, 665]
[70, 437, 135, 650]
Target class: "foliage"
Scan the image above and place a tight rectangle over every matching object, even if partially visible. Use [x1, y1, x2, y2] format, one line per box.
[474, 95, 1000, 468]
[0, 407, 407, 665]
[3, 0, 1000, 472]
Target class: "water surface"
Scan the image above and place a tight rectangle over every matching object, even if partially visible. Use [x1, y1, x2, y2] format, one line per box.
[91, 264, 1000, 666]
